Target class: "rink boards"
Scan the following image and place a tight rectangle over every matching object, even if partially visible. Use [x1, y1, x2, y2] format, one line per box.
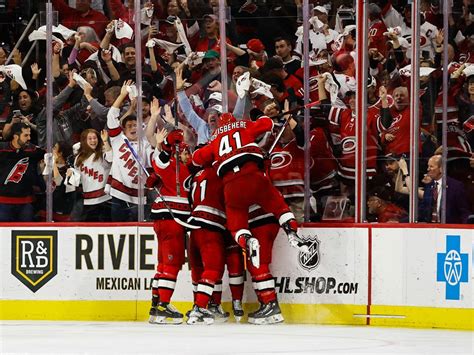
[0, 224, 472, 330]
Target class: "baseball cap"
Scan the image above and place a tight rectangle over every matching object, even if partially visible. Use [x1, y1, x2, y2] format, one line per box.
[313, 6, 328, 15]
[203, 50, 219, 60]
[203, 14, 218, 21]
[206, 92, 222, 102]
[247, 38, 265, 53]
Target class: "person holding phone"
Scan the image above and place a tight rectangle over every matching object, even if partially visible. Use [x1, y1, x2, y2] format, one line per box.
[2, 90, 40, 144]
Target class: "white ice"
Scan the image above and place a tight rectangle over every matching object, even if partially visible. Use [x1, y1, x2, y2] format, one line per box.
[0, 321, 472, 355]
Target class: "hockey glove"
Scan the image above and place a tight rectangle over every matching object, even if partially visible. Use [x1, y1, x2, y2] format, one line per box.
[145, 172, 161, 189]
[288, 234, 310, 253]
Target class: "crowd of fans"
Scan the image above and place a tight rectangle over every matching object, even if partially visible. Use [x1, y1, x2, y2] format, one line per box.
[0, 0, 472, 223]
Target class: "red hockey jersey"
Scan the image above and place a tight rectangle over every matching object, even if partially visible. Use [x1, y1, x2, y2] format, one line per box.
[150, 151, 191, 221]
[188, 166, 226, 231]
[192, 117, 273, 177]
[328, 107, 377, 180]
[309, 128, 339, 193]
[269, 139, 305, 199]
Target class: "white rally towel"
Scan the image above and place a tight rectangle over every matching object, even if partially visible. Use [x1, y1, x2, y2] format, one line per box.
[250, 78, 273, 99]
[73, 72, 89, 90]
[141, 4, 154, 26]
[38, 24, 76, 40]
[115, 19, 134, 39]
[28, 30, 65, 48]
[146, 38, 184, 54]
[183, 51, 205, 67]
[236, 71, 251, 99]
[399, 64, 436, 77]
[462, 64, 474, 78]
[321, 72, 341, 106]
[174, 18, 192, 55]
[86, 44, 122, 64]
[126, 84, 139, 99]
[0, 64, 27, 90]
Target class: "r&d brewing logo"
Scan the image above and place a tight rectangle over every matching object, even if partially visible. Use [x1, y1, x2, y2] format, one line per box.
[11, 230, 58, 292]
[297, 235, 320, 271]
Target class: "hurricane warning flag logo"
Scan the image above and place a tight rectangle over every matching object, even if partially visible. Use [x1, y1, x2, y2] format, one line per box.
[11, 230, 58, 292]
[298, 235, 320, 271]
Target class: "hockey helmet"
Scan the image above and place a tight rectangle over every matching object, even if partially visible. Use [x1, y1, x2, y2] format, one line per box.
[165, 129, 184, 146]
[217, 112, 236, 128]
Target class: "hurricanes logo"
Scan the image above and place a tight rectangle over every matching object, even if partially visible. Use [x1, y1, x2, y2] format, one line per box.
[298, 235, 320, 271]
[270, 152, 293, 169]
[11, 230, 58, 292]
[5, 157, 29, 184]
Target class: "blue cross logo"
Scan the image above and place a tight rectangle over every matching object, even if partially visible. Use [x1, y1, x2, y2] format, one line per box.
[436, 235, 469, 300]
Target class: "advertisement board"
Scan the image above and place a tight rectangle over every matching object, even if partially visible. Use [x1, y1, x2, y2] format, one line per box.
[371, 228, 472, 308]
[1, 224, 472, 329]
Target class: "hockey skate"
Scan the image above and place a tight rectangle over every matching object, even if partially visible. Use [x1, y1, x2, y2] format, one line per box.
[232, 300, 244, 322]
[186, 305, 215, 325]
[248, 300, 284, 325]
[281, 220, 310, 253]
[149, 302, 183, 325]
[208, 302, 229, 323]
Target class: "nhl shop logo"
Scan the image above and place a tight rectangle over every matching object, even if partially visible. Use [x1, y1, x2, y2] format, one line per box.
[11, 230, 58, 292]
[297, 235, 320, 271]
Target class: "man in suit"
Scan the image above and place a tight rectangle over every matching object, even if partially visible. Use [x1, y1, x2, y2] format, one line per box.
[419, 154, 471, 224]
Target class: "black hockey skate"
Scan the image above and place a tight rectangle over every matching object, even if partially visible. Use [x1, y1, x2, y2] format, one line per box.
[248, 300, 284, 325]
[232, 300, 244, 322]
[208, 302, 229, 323]
[149, 302, 183, 325]
[186, 305, 215, 325]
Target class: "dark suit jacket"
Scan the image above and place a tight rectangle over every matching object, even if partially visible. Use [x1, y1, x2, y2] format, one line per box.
[419, 177, 471, 224]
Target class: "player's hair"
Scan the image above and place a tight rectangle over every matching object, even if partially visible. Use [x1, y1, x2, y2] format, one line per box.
[75, 129, 104, 167]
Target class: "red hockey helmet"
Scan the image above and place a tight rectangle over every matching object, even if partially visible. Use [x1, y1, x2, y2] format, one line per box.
[165, 129, 184, 146]
[177, 141, 190, 153]
[217, 112, 236, 128]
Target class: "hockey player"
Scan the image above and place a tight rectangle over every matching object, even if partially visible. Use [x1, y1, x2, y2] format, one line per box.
[186, 164, 227, 325]
[206, 233, 246, 323]
[0, 122, 45, 221]
[148, 128, 191, 325]
[192, 112, 309, 269]
[247, 205, 284, 324]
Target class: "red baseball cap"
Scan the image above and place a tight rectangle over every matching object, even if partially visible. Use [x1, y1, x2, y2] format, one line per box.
[247, 38, 265, 53]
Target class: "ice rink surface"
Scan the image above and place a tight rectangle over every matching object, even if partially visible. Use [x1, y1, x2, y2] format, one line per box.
[0, 321, 472, 355]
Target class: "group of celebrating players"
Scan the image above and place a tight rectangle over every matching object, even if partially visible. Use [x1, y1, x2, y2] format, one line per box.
[145, 103, 309, 325]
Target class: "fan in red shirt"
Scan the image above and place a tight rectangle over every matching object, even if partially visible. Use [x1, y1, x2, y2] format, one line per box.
[192, 113, 309, 269]
[52, 0, 109, 37]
